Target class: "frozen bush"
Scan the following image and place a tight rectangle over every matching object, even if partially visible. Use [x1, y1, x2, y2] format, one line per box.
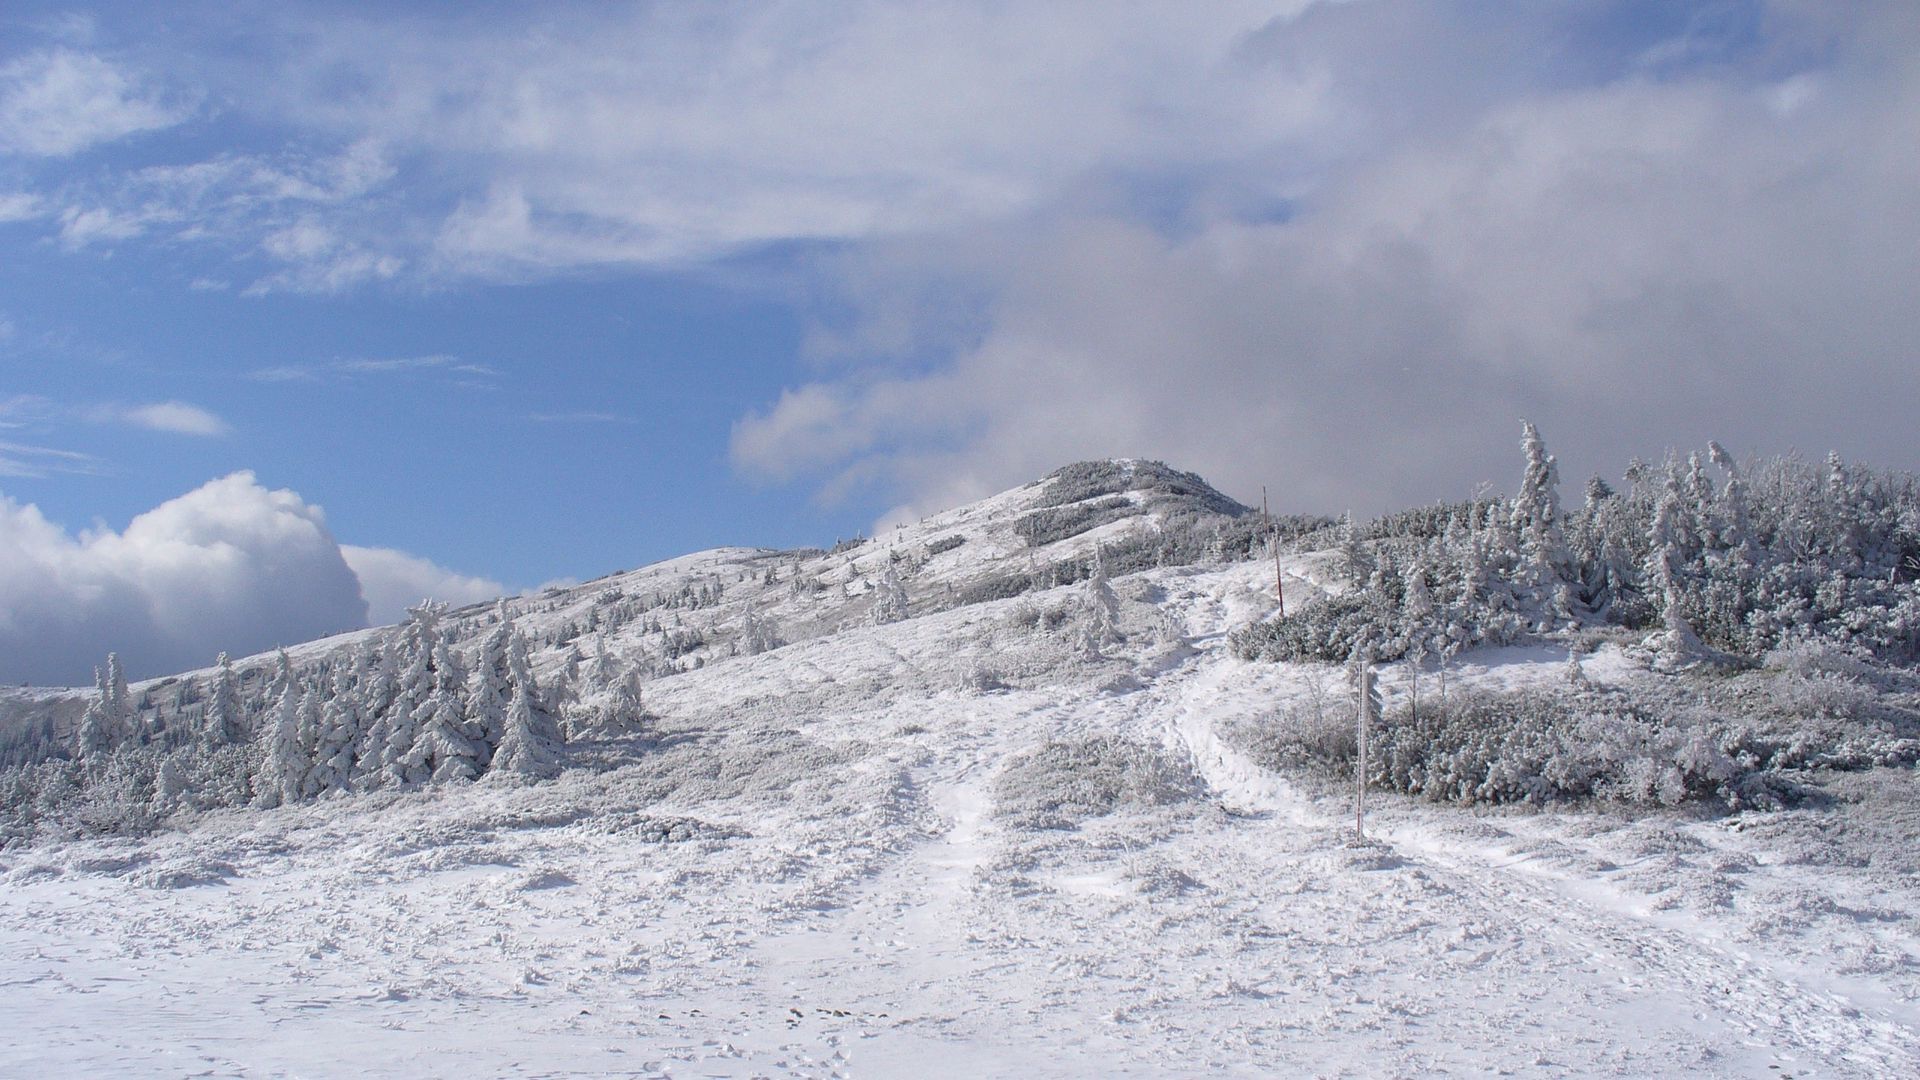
[992, 736, 1195, 829]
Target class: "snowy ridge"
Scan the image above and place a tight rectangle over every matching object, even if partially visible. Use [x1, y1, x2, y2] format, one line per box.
[4, 459, 1920, 1076]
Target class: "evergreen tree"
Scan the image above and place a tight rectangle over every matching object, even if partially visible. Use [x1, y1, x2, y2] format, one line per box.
[466, 606, 515, 764]
[487, 681, 561, 781]
[254, 651, 307, 808]
[871, 563, 910, 626]
[1645, 474, 1704, 662]
[204, 653, 246, 746]
[104, 652, 133, 744]
[505, 629, 565, 747]
[306, 661, 359, 795]
[371, 602, 447, 787]
[72, 693, 115, 762]
[1077, 546, 1123, 657]
[1510, 420, 1570, 589]
[409, 637, 480, 784]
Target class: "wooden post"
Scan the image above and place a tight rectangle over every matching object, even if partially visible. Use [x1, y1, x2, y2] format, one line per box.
[1263, 486, 1286, 618]
[1355, 661, 1373, 837]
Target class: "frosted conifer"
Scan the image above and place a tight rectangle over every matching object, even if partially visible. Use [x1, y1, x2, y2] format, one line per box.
[306, 662, 359, 795]
[254, 652, 307, 808]
[487, 680, 561, 781]
[204, 653, 246, 745]
[871, 563, 910, 626]
[410, 637, 480, 784]
[1511, 421, 1569, 587]
[467, 605, 515, 763]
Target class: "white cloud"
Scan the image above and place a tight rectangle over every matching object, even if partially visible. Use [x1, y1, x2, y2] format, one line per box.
[0, 49, 187, 157]
[244, 354, 499, 384]
[528, 411, 635, 425]
[0, 440, 101, 479]
[340, 545, 506, 627]
[731, 1, 1920, 519]
[6, 4, 1323, 281]
[0, 473, 369, 684]
[116, 401, 230, 437]
[0, 193, 40, 222]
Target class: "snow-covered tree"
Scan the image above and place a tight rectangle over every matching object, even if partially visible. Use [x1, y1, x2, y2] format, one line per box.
[871, 563, 910, 626]
[1510, 420, 1570, 590]
[505, 629, 564, 746]
[1645, 474, 1705, 663]
[104, 652, 133, 744]
[72, 695, 115, 762]
[588, 632, 622, 688]
[253, 652, 308, 808]
[1077, 547, 1123, 657]
[306, 661, 360, 796]
[487, 680, 561, 781]
[203, 653, 246, 746]
[740, 610, 783, 655]
[409, 637, 480, 784]
[466, 606, 515, 763]
[367, 602, 447, 787]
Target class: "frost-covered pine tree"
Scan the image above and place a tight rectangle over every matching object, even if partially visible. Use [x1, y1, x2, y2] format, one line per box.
[871, 563, 910, 626]
[306, 661, 359, 796]
[588, 632, 621, 688]
[466, 606, 515, 764]
[1338, 511, 1370, 583]
[104, 652, 133, 744]
[740, 609, 783, 655]
[1077, 546, 1123, 657]
[254, 651, 308, 808]
[505, 628, 564, 747]
[1403, 558, 1435, 632]
[487, 680, 561, 781]
[369, 602, 446, 787]
[292, 681, 326, 799]
[203, 652, 246, 746]
[1510, 420, 1570, 592]
[72, 682, 115, 762]
[409, 636, 480, 784]
[1645, 473, 1705, 663]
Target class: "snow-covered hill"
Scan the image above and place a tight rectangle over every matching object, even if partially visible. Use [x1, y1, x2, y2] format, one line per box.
[4, 458, 1920, 1077]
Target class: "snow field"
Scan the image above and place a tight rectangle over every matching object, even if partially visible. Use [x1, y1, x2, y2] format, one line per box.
[4, 482, 1920, 1076]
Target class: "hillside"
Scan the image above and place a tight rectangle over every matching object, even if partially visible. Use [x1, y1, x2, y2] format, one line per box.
[3, 452, 1920, 1077]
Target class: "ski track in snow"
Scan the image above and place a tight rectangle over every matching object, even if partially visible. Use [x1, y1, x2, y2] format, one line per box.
[5, 538, 1920, 1075]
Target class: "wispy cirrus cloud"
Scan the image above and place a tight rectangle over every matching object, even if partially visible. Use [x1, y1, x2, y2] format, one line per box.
[3, 394, 231, 441]
[0, 439, 103, 479]
[246, 353, 500, 385]
[528, 410, 635, 425]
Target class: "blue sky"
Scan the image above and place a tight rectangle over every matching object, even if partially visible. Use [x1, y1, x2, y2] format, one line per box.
[4, 1, 1917, 682]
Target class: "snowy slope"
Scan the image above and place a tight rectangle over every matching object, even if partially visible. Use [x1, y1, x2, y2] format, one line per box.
[3, 462, 1919, 1077]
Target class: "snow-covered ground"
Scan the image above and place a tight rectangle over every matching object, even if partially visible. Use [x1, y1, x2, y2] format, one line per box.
[4, 466, 1919, 1077]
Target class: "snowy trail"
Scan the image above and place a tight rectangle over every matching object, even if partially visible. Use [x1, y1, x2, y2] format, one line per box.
[7, 548, 1920, 1076]
[1154, 629, 1920, 1078]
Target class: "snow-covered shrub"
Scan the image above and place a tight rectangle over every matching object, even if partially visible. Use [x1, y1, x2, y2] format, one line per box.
[1222, 700, 1355, 779]
[1226, 682, 1817, 810]
[992, 736, 1195, 829]
[1364, 686, 1788, 810]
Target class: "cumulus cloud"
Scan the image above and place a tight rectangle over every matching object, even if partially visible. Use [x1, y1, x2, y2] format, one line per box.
[0, 473, 368, 685]
[732, 1, 1920, 520]
[339, 545, 507, 627]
